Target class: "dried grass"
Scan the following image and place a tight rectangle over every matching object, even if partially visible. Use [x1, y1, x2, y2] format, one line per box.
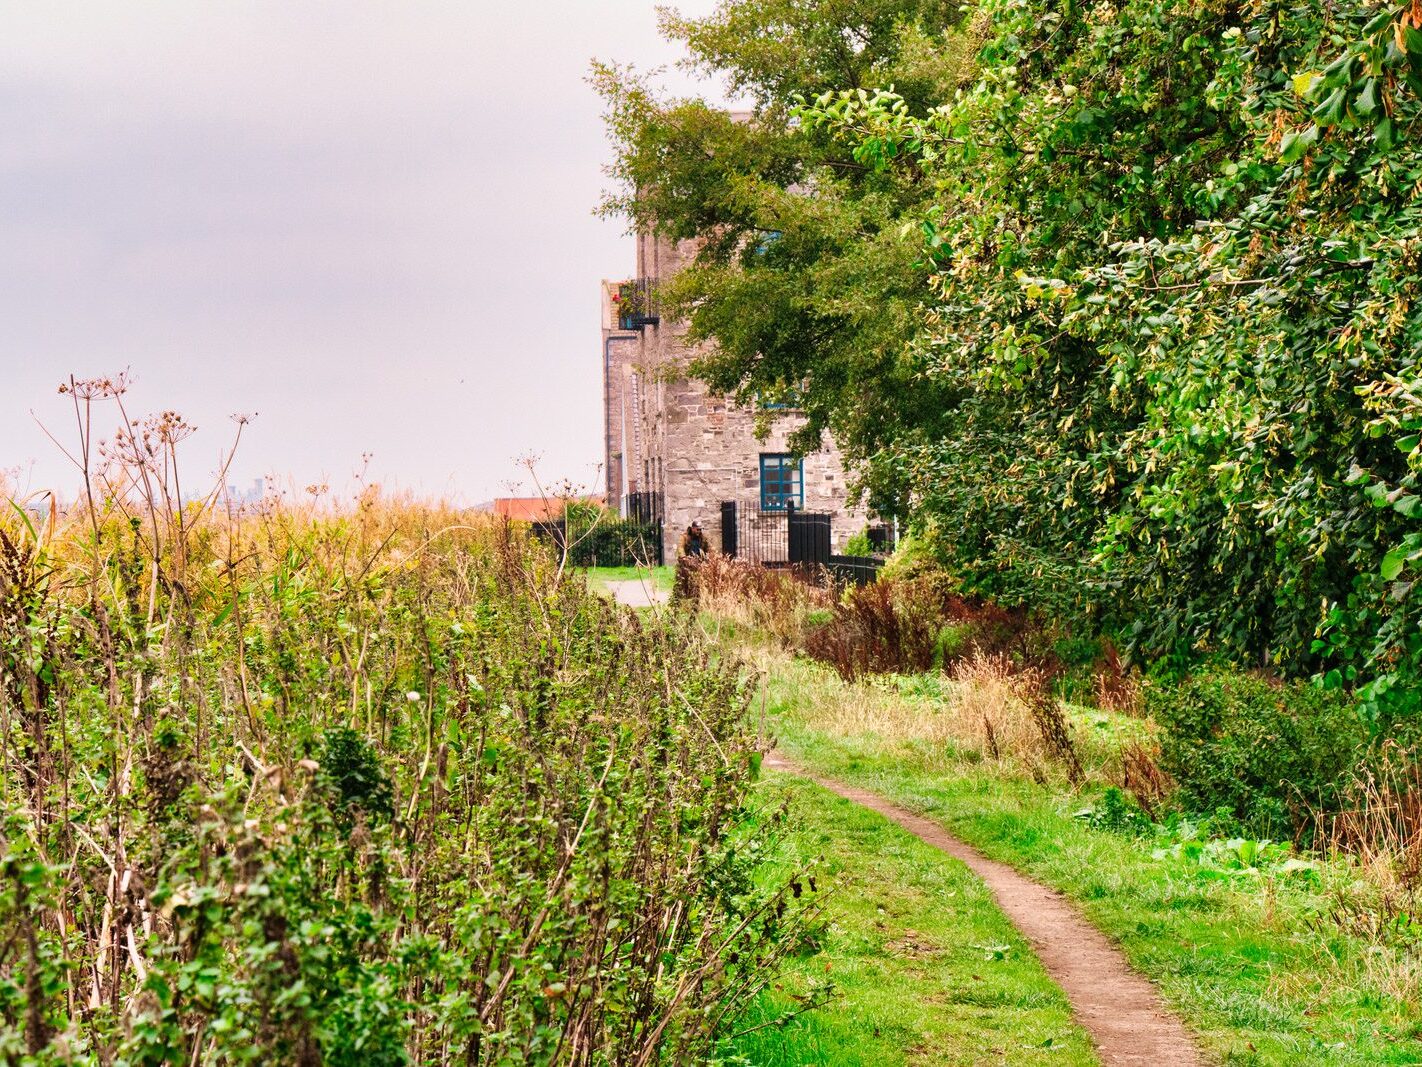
[802, 578, 1033, 682]
[1093, 640, 1142, 715]
[678, 554, 835, 645]
[760, 650, 1087, 784]
[1320, 746, 1422, 942]
[1118, 741, 1174, 820]
[946, 653, 1049, 766]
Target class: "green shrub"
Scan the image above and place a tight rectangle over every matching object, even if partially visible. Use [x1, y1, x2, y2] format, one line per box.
[563, 513, 661, 567]
[1051, 633, 1102, 670]
[842, 527, 873, 557]
[319, 726, 394, 827]
[932, 622, 974, 670]
[1150, 672, 1368, 835]
[1075, 786, 1152, 836]
[878, 531, 948, 582]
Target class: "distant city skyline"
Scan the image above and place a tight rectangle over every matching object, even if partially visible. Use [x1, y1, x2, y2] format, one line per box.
[0, 2, 736, 504]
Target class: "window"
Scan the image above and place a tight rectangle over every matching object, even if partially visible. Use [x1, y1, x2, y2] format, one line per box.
[760, 454, 803, 511]
[752, 230, 782, 257]
[754, 380, 804, 410]
[755, 390, 801, 411]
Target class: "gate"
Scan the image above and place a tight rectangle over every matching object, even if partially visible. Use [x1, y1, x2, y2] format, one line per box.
[787, 509, 831, 567]
[720, 500, 738, 557]
[715, 498, 878, 583]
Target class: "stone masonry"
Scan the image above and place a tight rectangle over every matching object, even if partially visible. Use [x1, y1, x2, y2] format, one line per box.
[601, 227, 865, 561]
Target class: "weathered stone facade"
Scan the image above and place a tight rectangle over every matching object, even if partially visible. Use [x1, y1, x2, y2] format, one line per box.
[601, 229, 865, 560]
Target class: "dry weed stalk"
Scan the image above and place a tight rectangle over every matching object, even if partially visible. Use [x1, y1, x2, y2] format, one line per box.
[1118, 741, 1174, 820]
[947, 654, 1082, 783]
[1093, 640, 1142, 715]
[948, 653, 1045, 763]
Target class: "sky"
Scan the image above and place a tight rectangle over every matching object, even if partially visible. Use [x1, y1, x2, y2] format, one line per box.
[0, 1, 731, 504]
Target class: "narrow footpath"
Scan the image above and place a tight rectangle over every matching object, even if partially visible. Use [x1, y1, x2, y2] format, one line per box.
[605, 578, 670, 609]
[764, 753, 1203, 1067]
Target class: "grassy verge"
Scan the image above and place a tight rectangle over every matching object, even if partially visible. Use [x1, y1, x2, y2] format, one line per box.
[757, 652, 1422, 1065]
[722, 774, 1097, 1065]
[582, 564, 674, 595]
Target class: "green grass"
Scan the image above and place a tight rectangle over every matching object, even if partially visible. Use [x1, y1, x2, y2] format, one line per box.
[581, 564, 674, 595]
[722, 774, 1097, 1065]
[762, 658, 1422, 1066]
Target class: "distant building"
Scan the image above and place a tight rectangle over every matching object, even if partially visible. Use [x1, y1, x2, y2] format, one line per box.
[487, 496, 603, 523]
[224, 478, 265, 506]
[601, 227, 864, 561]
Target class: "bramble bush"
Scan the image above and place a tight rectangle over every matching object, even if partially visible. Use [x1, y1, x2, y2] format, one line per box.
[1149, 672, 1368, 836]
[0, 381, 816, 1064]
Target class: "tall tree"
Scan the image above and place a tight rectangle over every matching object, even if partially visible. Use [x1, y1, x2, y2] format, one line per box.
[594, 0, 974, 515]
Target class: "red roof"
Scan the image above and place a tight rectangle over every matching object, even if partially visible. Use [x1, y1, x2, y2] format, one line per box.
[491, 496, 603, 522]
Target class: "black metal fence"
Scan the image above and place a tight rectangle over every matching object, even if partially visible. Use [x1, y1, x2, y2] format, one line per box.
[625, 491, 664, 525]
[718, 500, 884, 585]
[827, 555, 884, 587]
[723, 501, 791, 566]
[531, 512, 663, 567]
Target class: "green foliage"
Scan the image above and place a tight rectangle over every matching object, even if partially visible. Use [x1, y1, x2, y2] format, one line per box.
[1149, 672, 1368, 834]
[1074, 786, 1152, 836]
[931, 621, 973, 669]
[877, 530, 947, 582]
[842, 527, 873, 558]
[0, 502, 809, 1063]
[560, 511, 662, 568]
[603, 0, 1422, 710]
[318, 726, 394, 827]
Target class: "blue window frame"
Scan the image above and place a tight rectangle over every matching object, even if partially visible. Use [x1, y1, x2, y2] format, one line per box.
[752, 230, 782, 257]
[755, 388, 802, 411]
[760, 454, 803, 511]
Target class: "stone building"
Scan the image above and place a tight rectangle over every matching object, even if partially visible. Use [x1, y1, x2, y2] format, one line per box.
[601, 227, 865, 562]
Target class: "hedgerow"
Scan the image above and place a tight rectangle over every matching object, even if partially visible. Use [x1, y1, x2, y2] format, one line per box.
[1149, 672, 1368, 835]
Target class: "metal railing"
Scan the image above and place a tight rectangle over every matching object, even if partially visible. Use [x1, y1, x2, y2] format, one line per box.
[625, 491, 664, 525]
[718, 499, 885, 584]
[615, 279, 660, 330]
[532, 509, 664, 567]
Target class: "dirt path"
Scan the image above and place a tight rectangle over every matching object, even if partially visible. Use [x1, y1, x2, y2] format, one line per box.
[764, 753, 1203, 1067]
[605, 579, 669, 609]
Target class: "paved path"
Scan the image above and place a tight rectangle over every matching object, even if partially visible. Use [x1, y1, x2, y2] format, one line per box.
[605, 579, 670, 609]
[765, 753, 1203, 1067]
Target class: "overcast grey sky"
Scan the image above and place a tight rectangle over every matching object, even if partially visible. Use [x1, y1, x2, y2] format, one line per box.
[0, 2, 728, 503]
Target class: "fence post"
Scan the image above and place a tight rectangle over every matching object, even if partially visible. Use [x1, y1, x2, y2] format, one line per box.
[720, 501, 737, 557]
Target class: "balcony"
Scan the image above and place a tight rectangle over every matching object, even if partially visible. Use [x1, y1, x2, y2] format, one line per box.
[614, 278, 660, 330]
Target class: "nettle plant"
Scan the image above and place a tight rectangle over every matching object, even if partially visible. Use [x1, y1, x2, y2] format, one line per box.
[798, 0, 1422, 720]
[0, 380, 821, 1064]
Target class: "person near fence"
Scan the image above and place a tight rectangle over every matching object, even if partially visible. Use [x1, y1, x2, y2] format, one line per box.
[680, 522, 707, 558]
